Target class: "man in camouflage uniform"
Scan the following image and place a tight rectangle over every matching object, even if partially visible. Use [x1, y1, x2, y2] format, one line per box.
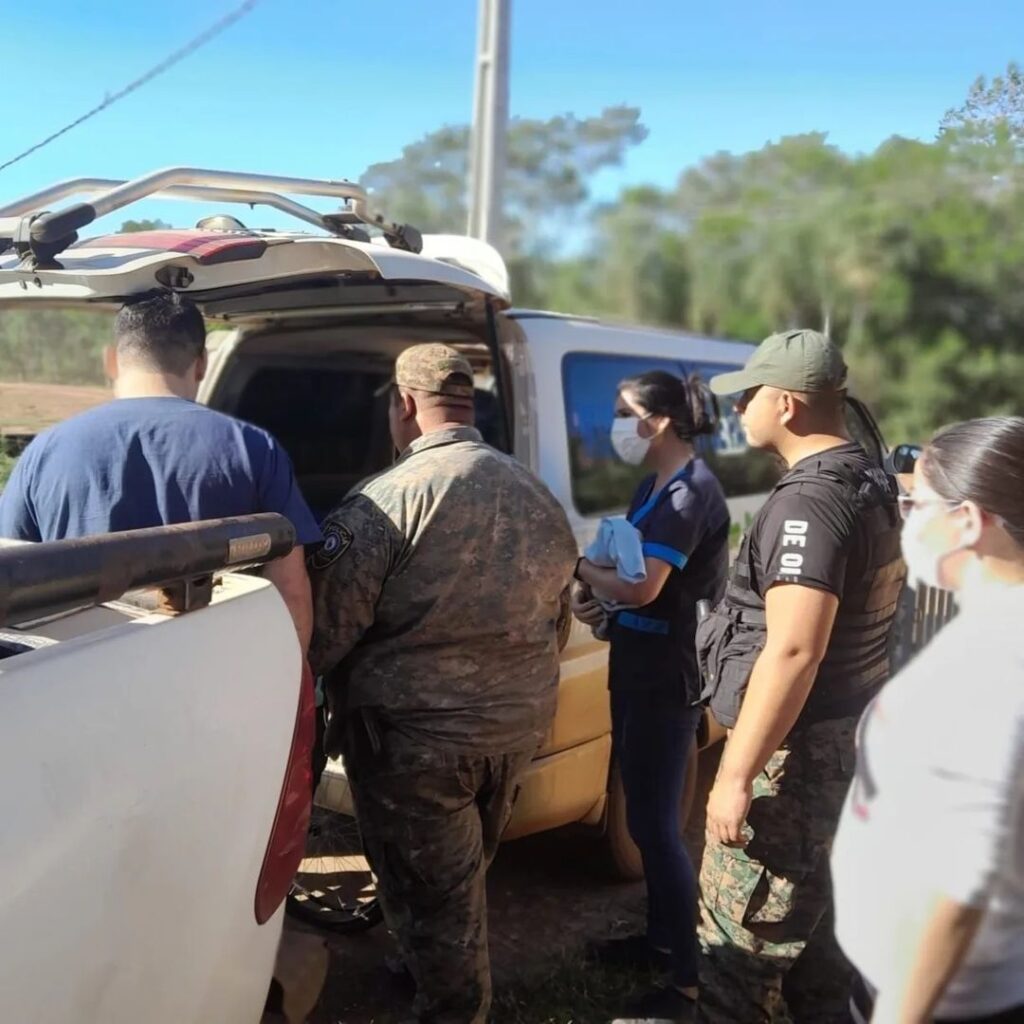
[695, 331, 904, 1022]
[308, 344, 577, 1024]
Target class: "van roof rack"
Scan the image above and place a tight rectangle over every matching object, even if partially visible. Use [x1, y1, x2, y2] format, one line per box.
[0, 167, 423, 269]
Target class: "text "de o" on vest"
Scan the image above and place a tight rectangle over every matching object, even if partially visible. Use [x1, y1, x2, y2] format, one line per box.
[779, 519, 808, 575]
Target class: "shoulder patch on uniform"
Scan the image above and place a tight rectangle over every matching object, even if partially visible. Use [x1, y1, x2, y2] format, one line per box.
[309, 522, 354, 571]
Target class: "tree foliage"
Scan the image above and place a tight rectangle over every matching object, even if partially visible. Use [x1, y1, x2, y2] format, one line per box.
[942, 61, 1024, 145]
[0, 309, 111, 386]
[120, 218, 171, 232]
[3, 72, 1023, 447]
[361, 105, 647, 255]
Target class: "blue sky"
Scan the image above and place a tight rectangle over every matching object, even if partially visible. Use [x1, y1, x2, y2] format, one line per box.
[1, 0, 1021, 235]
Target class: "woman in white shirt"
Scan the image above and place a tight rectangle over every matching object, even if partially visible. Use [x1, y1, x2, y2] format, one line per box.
[832, 416, 1024, 1023]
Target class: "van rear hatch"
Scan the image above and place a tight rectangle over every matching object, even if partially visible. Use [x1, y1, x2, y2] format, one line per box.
[0, 232, 507, 324]
[0, 168, 509, 323]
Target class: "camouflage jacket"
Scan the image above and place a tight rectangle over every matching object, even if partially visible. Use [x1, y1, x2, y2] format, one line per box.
[308, 426, 578, 754]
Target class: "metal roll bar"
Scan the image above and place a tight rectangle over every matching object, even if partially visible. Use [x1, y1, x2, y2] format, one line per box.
[0, 513, 295, 625]
[28, 168, 370, 243]
[0, 166, 423, 265]
[0, 179, 123, 216]
[0, 177, 333, 233]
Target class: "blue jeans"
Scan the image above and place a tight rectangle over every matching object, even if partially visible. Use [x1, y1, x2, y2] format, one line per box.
[611, 684, 702, 989]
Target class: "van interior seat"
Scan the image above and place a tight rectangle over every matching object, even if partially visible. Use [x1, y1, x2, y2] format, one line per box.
[472, 386, 503, 451]
[228, 356, 508, 525]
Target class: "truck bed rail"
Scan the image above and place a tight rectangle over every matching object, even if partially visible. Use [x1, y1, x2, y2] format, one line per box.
[0, 514, 295, 626]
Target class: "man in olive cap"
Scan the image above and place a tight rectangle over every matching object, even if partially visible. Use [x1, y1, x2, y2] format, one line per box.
[694, 330, 905, 1022]
[308, 343, 576, 1024]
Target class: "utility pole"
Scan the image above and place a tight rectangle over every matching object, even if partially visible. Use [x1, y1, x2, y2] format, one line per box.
[466, 0, 510, 251]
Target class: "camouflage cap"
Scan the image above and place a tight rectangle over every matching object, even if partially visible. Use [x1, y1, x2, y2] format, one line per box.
[390, 343, 475, 399]
[709, 329, 847, 396]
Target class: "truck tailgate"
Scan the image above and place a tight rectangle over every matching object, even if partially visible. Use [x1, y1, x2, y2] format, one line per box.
[0, 574, 300, 1024]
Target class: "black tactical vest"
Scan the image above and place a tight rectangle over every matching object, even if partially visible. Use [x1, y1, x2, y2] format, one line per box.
[696, 453, 905, 729]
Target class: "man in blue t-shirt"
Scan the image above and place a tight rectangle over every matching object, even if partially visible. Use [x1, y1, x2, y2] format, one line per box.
[0, 291, 321, 651]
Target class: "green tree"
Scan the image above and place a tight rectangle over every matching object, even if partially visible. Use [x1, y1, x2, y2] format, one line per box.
[120, 218, 171, 232]
[553, 125, 1024, 443]
[675, 134, 858, 338]
[0, 309, 112, 385]
[586, 186, 690, 326]
[941, 61, 1024, 145]
[360, 106, 648, 258]
[4, 80, 1024, 451]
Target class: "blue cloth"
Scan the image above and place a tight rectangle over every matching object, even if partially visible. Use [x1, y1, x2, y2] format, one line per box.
[585, 516, 647, 582]
[0, 397, 321, 545]
[612, 684, 702, 988]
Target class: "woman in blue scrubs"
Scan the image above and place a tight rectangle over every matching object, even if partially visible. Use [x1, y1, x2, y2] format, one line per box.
[573, 370, 730, 1022]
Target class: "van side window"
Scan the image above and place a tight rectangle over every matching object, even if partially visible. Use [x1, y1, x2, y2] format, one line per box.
[563, 354, 783, 519]
[685, 361, 782, 507]
[562, 353, 685, 515]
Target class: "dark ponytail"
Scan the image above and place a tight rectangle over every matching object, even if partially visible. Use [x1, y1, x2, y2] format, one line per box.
[618, 369, 720, 441]
[923, 416, 1024, 549]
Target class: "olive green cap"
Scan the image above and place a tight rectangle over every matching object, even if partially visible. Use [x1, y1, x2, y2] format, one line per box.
[709, 329, 848, 396]
[390, 343, 474, 398]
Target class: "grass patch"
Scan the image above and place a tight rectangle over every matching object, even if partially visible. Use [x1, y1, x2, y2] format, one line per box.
[491, 953, 662, 1024]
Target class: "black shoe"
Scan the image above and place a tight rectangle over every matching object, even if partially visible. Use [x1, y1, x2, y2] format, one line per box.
[613, 985, 697, 1023]
[586, 934, 672, 972]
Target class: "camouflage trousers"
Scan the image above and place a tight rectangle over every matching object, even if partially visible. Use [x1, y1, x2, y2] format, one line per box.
[344, 717, 532, 1024]
[696, 716, 858, 1024]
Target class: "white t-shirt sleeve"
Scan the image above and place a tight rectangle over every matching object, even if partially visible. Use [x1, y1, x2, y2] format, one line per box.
[928, 703, 1024, 907]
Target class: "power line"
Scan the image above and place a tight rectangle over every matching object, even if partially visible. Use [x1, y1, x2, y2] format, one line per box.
[0, 0, 260, 175]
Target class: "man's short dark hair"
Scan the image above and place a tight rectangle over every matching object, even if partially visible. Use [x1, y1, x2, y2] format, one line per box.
[114, 291, 206, 375]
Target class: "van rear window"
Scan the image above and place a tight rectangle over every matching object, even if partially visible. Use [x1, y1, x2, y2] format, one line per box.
[227, 360, 510, 522]
[232, 364, 393, 520]
[562, 353, 780, 517]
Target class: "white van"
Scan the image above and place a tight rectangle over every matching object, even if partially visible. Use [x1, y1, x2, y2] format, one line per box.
[0, 169, 891, 938]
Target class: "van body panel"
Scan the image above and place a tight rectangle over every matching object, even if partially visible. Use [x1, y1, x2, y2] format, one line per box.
[501, 734, 613, 841]
[267, 312, 753, 846]
[511, 314, 753, 837]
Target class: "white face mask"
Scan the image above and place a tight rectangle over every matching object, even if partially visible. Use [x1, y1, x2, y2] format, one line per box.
[610, 416, 651, 466]
[900, 503, 963, 591]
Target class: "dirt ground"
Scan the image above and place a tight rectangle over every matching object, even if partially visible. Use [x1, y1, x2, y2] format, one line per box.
[0, 380, 109, 434]
[304, 747, 721, 1024]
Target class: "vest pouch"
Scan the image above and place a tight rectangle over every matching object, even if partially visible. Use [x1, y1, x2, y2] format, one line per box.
[695, 605, 737, 705]
[697, 601, 766, 727]
[707, 638, 763, 729]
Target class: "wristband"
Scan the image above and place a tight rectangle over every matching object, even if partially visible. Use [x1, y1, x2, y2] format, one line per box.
[573, 557, 586, 583]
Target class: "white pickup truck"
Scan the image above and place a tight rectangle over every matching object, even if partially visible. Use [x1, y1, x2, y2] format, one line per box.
[0, 515, 312, 1023]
